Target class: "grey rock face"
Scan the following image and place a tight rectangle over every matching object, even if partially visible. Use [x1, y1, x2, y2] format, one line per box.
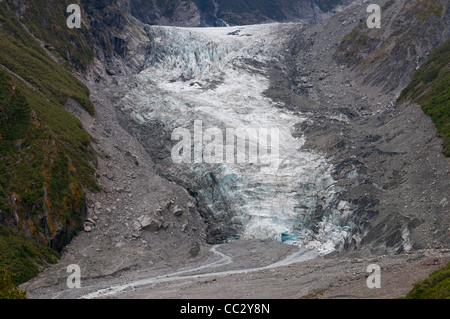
[127, 0, 352, 27]
[17, 0, 450, 301]
[334, 0, 450, 94]
[281, 0, 450, 254]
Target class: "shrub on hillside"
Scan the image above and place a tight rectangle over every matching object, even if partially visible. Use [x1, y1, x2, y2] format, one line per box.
[0, 269, 27, 299]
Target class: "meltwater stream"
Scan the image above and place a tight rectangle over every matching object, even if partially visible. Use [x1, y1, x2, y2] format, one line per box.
[120, 24, 351, 254]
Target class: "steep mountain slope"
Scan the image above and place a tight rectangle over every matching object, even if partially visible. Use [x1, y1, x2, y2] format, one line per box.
[1, 0, 448, 299]
[0, 0, 98, 283]
[398, 38, 450, 157]
[76, 0, 449, 257]
[282, 0, 449, 254]
[335, 0, 449, 94]
[128, 0, 351, 26]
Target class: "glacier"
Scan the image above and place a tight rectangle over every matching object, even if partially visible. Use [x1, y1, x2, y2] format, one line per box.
[119, 23, 352, 254]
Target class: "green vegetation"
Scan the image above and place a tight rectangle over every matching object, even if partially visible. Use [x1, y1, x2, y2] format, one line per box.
[404, 262, 450, 299]
[335, 0, 446, 72]
[0, 3, 95, 115]
[336, 24, 375, 65]
[335, 0, 448, 156]
[411, 0, 444, 22]
[20, 0, 94, 70]
[0, 1, 99, 287]
[0, 268, 27, 299]
[0, 65, 99, 225]
[0, 225, 59, 286]
[398, 39, 450, 157]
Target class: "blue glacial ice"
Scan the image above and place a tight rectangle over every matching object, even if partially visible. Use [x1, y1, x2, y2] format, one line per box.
[120, 24, 352, 255]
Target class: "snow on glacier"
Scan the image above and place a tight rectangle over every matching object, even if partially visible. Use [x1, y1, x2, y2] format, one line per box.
[121, 23, 351, 254]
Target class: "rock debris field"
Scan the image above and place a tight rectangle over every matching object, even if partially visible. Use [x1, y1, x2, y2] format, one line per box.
[21, 1, 449, 299]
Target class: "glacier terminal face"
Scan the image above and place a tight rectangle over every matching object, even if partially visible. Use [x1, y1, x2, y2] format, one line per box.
[119, 24, 351, 254]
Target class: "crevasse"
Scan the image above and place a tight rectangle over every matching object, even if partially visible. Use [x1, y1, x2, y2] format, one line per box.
[120, 24, 351, 254]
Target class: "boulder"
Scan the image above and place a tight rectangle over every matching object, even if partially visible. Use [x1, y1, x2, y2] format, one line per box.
[85, 217, 96, 225]
[172, 205, 185, 217]
[94, 202, 102, 210]
[142, 218, 162, 231]
[138, 215, 163, 232]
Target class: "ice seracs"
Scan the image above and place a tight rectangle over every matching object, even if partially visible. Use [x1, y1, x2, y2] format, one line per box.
[120, 23, 351, 254]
